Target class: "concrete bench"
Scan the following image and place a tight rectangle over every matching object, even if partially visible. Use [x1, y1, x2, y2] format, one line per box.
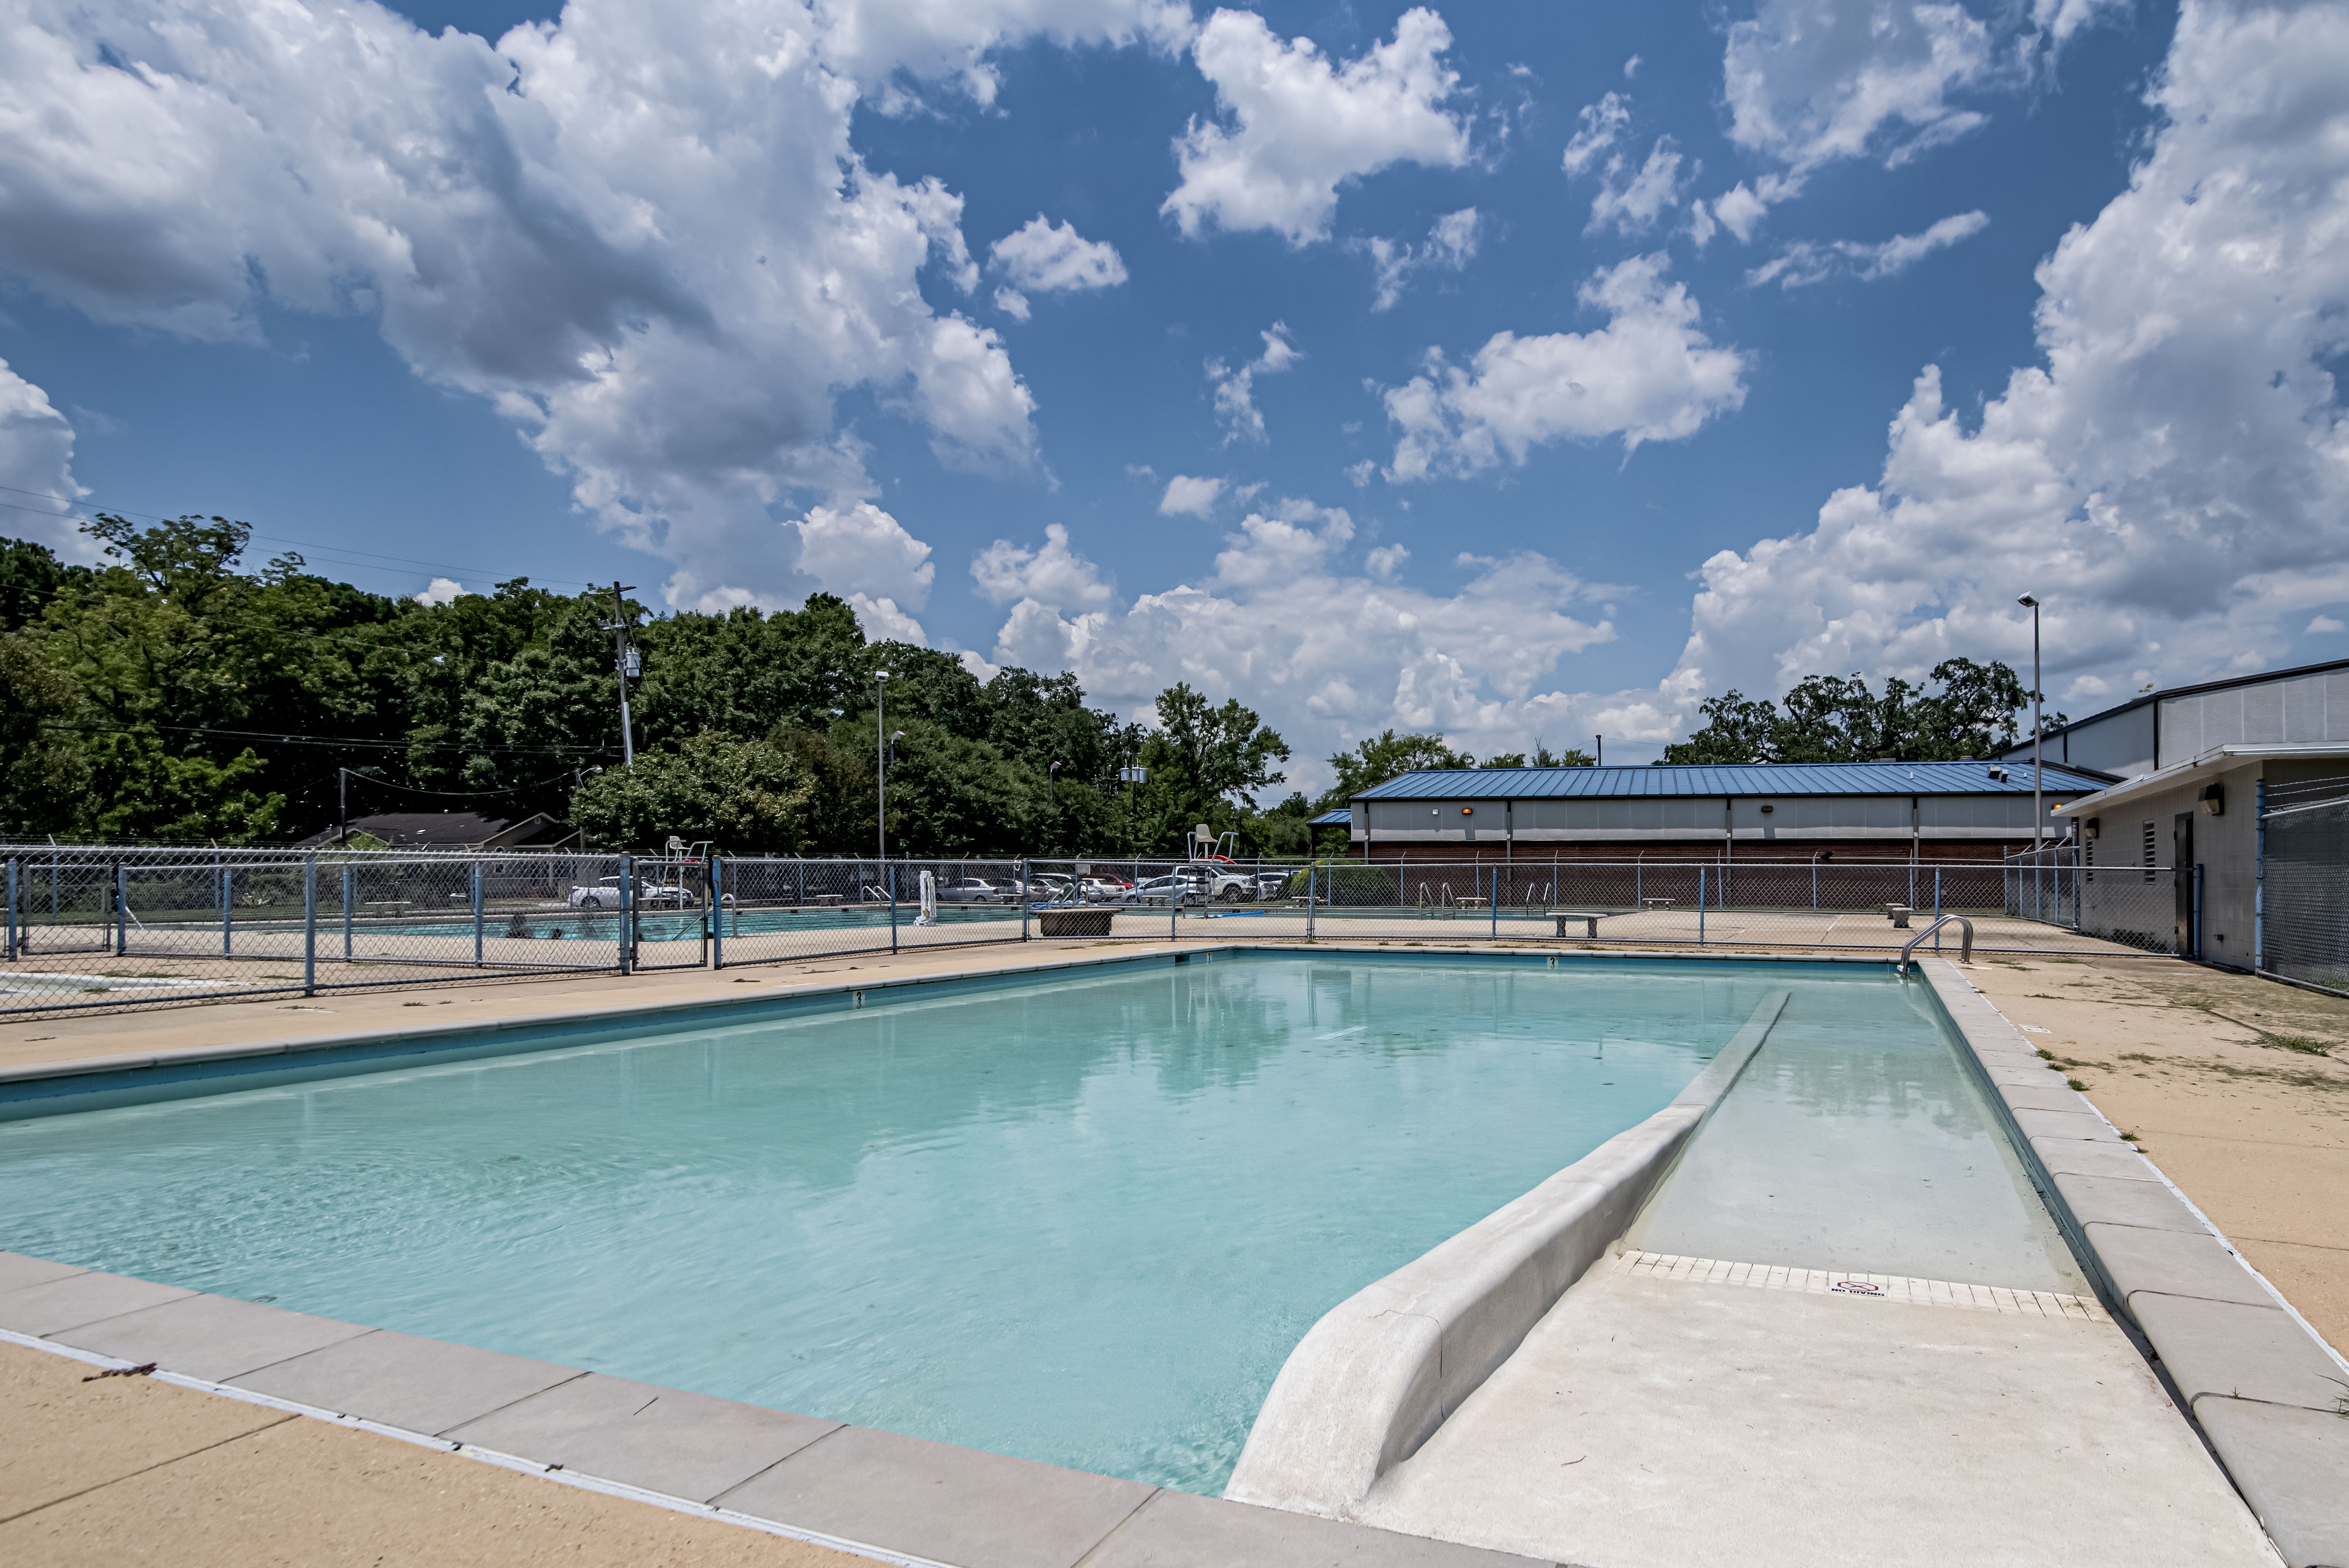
[1641, 897, 1675, 910]
[1555, 912, 1607, 938]
[1884, 903, 1912, 929]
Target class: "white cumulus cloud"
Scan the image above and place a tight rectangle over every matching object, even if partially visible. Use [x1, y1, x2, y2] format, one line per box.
[1382, 256, 1749, 478]
[1749, 210, 1989, 288]
[1365, 208, 1480, 312]
[1208, 323, 1302, 444]
[1561, 92, 1630, 176]
[985, 498, 1656, 790]
[789, 501, 936, 618]
[1159, 474, 1228, 516]
[0, 359, 91, 560]
[1673, 0, 2349, 712]
[1162, 7, 1472, 246]
[1724, 0, 1998, 178]
[989, 214, 1128, 295]
[1585, 138, 1688, 236]
[969, 522, 1113, 610]
[413, 577, 466, 606]
[0, 0, 1129, 612]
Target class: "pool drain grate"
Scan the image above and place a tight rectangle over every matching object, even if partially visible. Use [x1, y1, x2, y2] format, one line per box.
[1616, 1249, 2108, 1322]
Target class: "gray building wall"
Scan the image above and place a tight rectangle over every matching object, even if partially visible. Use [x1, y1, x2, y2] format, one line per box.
[2075, 762, 2258, 967]
[2157, 667, 2349, 766]
[2003, 660, 2349, 781]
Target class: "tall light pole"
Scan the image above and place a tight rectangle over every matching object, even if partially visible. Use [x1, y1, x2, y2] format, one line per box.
[2018, 594, 2043, 851]
[875, 671, 891, 863]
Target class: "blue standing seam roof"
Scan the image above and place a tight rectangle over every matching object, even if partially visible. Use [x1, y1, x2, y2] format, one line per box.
[1352, 761, 2110, 801]
[1307, 808, 1352, 826]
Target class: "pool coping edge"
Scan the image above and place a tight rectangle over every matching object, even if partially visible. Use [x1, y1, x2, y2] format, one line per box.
[1917, 957, 2349, 1568]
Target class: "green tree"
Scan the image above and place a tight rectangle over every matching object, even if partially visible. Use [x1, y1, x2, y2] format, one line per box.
[569, 732, 815, 851]
[1130, 683, 1290, 850]
[1318, 729, 1472, 811]
[1662, 660, 2048, 764]
[0, 629, 89, 832]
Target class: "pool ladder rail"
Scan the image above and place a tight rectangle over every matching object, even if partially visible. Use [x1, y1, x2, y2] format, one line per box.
[1898, 914, 1974, 970]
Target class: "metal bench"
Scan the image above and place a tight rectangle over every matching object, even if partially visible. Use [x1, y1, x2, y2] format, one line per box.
[1554, 912, 1608, 938]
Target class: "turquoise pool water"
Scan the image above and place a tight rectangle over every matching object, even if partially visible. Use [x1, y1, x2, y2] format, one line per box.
[4, 954, 1908, 1492]
[1629, 978, 2089, 1294]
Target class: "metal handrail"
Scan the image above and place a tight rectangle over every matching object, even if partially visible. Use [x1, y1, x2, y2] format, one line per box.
[1899, 915, 1973, 969]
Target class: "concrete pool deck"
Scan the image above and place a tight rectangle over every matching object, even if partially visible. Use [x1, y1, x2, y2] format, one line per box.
[3, 940, 2346, 1565]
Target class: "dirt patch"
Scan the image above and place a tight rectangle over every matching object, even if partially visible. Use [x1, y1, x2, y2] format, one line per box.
[1964, 955, 2349, 1352]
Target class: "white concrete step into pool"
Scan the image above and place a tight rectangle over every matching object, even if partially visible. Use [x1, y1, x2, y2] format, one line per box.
[1356, 1247, 2278, 1567]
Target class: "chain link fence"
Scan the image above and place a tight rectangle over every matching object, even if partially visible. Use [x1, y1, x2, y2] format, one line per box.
[6, 843, 2188, 1018]
[1016, 855, 2177, 957]
[2261, 776, 2349, 992]
[3, 845, 633, 1015]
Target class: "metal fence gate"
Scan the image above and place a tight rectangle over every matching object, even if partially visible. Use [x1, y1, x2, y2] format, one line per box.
[2261, 775, 2349, 993]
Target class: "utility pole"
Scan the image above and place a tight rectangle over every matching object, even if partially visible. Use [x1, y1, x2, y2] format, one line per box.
[1596, 735, 1603, 766]
[2018, 594, 2043, 851]
[875, 670, 891, 863]
[607, 582, 639, 768]
[338, 767, 347, 845]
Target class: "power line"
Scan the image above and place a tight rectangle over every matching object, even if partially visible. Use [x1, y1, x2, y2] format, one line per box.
[342, 766, 596, 799]
[37, 717, 617, 759]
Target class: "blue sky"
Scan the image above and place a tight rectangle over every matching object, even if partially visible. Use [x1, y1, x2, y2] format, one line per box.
[3, 0, 2345, 786]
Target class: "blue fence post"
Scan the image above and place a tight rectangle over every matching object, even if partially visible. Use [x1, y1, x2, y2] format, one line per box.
[1021, 858, 1031, 942]
[1307, 861, 1317, 941]
[1811, 860, 1817, 912]
[220, 867, 232, 957]
[619, 855, 634, 975]
[303, 859, 318, 997]
[1490, 863, 1498, 940]
[1934, 868, 1943, 951]
[114, 863, 127, 956]
[4, 859, 15, 961]
[1698, 866, 1706, 948]
[2254, 778, 2267, 973]
[342, 866, 355, 960]
[1170, 865, 1179, 942]
[890, 865, 899, 954]
[711, 857, 725, 970]
[471, 860, 485, 967]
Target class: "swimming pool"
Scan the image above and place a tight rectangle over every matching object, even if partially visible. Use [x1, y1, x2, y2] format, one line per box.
[0, 952, 1994, 1493]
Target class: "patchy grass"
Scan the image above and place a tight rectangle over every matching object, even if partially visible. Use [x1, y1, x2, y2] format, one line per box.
[2067, 1078, 2088, 1092]
[2257, 1031, 2335, 1056]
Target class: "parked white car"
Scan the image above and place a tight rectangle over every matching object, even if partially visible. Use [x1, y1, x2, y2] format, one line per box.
[568, 876, 694, 910]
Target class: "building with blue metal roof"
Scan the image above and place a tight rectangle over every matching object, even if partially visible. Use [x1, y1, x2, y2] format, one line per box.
[1343, 760, 2106, 864]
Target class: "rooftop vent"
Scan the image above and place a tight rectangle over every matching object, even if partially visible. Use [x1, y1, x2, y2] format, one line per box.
[1987, 765, 2010, 781]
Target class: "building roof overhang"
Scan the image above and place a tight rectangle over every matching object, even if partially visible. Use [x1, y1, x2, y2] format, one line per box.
[2052, 742, 2349, 817]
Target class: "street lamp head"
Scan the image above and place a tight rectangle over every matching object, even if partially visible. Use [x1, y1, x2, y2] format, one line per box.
[2017, 594, 2038, 608]
[876, 670, 891, 681]
[890, 730, 905, 742]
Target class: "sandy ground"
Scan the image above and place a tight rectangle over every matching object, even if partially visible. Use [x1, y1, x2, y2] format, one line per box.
[4, 942, 2342, 1561]
[0, 1341, 858, 1567]
[1964, 956, 2349, 1353]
